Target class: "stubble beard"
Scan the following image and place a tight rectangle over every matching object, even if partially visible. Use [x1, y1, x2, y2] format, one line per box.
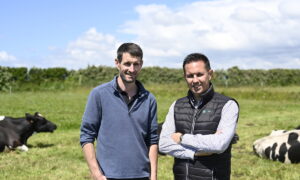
[120, 73, 136, 84]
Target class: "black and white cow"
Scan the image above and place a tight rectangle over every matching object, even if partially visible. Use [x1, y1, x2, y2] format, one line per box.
[0, 112, 57, 152]
[0, 126, 22, 151]
[253, 126, 300, 163]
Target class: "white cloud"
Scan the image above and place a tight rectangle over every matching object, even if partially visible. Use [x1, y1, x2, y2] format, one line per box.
[47, 28, 121, 69]
[45, 0, 300, 69]
[232, 7, 270, 22]
[120, 0, 300, 69]
[279, 0, 300, 18]
[0, 51, 29, 68]
[0, 51, 16, 62]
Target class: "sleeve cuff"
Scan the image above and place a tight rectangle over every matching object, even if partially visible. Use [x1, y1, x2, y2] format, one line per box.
[180, 134, 192, 145]
[80, 141, 94, 148]
[186, 148, 196, 160]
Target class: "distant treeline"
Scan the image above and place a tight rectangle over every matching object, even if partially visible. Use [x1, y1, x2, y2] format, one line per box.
[1, 66, 300, 91]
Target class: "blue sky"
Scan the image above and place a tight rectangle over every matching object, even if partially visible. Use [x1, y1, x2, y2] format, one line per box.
[1, 0, 300, 70]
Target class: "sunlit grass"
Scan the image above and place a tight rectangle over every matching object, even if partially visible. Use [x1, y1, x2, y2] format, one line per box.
[1, 85, 300, 179]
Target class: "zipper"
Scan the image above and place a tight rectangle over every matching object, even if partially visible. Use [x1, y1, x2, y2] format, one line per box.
[190, 108, 198, 134]
[186, 107, 198, 180]
[129, 93, 145, 113]
[185, 160, 189, 180]
[129, 97, 138, 113]
[115, 89, 145, 113]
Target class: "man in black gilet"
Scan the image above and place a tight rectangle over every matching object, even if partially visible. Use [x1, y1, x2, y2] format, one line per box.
[159, 53, 239, 180]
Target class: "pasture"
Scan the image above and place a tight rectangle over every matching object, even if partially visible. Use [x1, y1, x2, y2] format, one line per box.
[1, 84, 300, 180]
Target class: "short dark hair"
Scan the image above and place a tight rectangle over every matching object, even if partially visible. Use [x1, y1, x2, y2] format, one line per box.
[183, 53, 211, 73]
[117, 43, 143, 62]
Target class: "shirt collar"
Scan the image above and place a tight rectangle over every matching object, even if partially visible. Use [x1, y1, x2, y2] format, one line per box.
[113, 76, 145, 96]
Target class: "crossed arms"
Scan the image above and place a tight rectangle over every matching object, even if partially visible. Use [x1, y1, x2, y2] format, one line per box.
[158, 100, 239, 159]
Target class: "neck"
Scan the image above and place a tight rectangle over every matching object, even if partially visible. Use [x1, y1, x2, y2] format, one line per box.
[191, 85, 212, 101]
[117, 76, 137, 95]
[193, 93, 201, 101]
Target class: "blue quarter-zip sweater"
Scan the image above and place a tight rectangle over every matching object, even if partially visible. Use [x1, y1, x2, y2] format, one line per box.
[80, 76, 158, 179]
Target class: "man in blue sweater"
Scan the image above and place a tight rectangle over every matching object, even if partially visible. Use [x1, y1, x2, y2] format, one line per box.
[80, 43, 158, 180]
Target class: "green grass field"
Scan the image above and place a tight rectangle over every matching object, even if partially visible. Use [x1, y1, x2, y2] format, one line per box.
[1, 84, 300, 180]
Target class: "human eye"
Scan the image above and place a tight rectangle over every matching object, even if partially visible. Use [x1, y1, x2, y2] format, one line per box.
[123, 62, 131, 67]
[186, 74, 193, 78]
[196, 73, 203, 77]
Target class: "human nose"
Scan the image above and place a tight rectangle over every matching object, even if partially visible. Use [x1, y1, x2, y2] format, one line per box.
[128, 64, 135, 72]
[192, 75, 198, 83]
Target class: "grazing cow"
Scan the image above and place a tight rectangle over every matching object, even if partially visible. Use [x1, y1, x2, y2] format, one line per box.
[253, 126, 300, 163]
[0, 112, 57, 152]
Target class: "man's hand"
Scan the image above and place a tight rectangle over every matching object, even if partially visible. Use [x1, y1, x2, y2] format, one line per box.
[82, 143, 106, 180]
[171, 132, 183, 144]
[215, 130, 222, 134]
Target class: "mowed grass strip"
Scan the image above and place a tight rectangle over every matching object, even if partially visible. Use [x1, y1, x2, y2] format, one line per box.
[0, 85, 300, 180]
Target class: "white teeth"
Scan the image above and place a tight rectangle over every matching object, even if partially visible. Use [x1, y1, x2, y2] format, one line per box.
[193, 83, 201, 87]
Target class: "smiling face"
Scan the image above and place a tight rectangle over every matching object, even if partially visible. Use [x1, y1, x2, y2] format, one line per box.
[184, 60, 213, 99]
[115, 52, 143, 84]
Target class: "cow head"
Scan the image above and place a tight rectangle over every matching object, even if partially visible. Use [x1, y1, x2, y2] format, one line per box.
[25, 112, 57, 133]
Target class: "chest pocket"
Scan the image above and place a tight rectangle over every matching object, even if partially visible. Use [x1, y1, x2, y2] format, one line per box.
[193, 108, 220, 135]
[197, 108, 215, 122]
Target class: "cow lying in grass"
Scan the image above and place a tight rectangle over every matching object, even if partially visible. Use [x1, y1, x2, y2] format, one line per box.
[253, 126, 300, 163]
[0, 112, 57, 152]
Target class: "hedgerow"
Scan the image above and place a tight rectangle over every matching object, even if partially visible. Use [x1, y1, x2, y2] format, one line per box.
[0, 66, 299, 91]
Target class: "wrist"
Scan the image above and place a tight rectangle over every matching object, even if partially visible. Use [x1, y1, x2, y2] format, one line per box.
[150, 174, 157, 180]
[179, 134, 183, 143]
[91, 169, 104, 178]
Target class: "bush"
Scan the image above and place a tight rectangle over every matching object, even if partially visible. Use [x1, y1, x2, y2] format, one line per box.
[7, 67, 28, 82]
[1, 66, 300, 91]
[28, 67, 68, 83]
[0, 67, 12, 91]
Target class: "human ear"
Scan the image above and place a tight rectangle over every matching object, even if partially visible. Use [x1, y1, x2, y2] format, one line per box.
[208, 69, 213, 80]
[115, 59, 120, 70]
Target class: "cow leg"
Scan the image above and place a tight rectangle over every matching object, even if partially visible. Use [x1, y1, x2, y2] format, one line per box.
[0, 144, 5, 152]
[287, 133, 300, 163]
[0, 130, 7, 152]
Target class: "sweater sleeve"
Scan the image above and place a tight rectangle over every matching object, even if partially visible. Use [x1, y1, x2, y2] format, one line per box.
[147, 95, 159, 145]
[158, 101, 196, 160]
[80, 88, 102, 147]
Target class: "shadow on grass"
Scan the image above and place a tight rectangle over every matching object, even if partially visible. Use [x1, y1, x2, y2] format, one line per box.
[28, 143, 55, 148]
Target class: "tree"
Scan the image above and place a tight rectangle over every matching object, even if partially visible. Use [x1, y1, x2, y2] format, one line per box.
[0, 67, 12, 91]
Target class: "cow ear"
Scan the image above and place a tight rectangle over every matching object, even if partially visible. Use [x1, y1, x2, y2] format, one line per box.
[35, 112, 44, 117]
[25, 113, 31, 119]
[25, 113, 36, 123]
